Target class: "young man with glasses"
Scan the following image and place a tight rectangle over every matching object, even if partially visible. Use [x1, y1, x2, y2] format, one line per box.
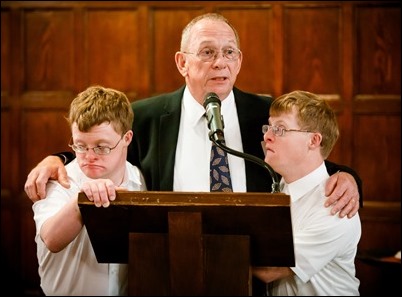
[253, 90, 361, 295]
[25, 13, 360, 218]
[32, 86, 146, 295]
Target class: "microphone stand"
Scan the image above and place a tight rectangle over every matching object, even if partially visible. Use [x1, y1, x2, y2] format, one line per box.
[210, 132, 281, 193]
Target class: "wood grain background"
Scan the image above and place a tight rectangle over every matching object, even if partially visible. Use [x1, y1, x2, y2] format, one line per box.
[1, 1, 400, 295]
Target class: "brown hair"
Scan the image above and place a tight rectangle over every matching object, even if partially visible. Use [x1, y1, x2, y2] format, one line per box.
[67, 85, 133, 136]
[270, 90, 339, 159]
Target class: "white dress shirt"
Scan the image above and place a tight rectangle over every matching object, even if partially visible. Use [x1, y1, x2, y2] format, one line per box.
[174, 87, 246, 192]
[271, 162, 361, 296]
[33, 159, 147, 296]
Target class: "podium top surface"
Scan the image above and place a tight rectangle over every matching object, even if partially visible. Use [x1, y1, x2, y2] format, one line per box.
[78, 190, 290, 206]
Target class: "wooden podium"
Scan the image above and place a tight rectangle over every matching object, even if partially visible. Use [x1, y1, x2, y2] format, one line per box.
[78, 191, 294, 296]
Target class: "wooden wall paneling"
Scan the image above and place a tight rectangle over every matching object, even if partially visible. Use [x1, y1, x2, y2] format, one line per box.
[217, 4, 274, 95]
[1, 109, 23, 293]
[353, 3, 401, 203]
[1, 9, 10, 91]
[354, 114, 401, 202]
[271, 3, 284, 98]
[356, 4, 401, 95]
[0, 1, 400, 295]
[282, 3, 354, 167]
[1, 10, 11, 190]
[72, 6, 86, 92]
[19, 8, 78, 290]
[21, 5, 77, 176]
[283, 3, 342, 94]
[24, 8, 75, 91]
[2, 7, 25, 294]
[151, 6, 205, 96]
[20, 102, 72, 177]
[338, 2, 354, 166]
[21, 7, 77, 172]
[356, 201, 401, 296]
[86, 6, 142, 100]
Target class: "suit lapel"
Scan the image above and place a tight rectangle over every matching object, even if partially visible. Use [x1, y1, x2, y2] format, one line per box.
[158, 87, 184, 190]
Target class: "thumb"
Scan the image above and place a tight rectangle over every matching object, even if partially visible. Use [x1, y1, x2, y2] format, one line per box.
[58, 167, 70, 189]
[324, 171, 339, 207]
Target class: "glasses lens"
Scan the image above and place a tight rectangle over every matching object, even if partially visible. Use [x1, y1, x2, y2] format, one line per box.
[196, 48, 240, 62]
[93, 147, 111, 155]
[72, 144, 86, 153]
[224, 49, 240, 60]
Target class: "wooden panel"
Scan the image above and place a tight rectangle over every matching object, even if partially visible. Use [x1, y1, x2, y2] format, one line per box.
[0, 1, 400, 295]
[87, 8, 141, 98]
[354, 115, 401, 202]
[283, 4, 342, 93]
[218, 6, 274, 94]
[1, 10, 10, 90]
[24, 9, 75, 91]
[356, 201, 401, 296]
[21, 109, 71, 177]
[2, 191, 24, 295]
[356, 4, 401, 94]
[1, 109, 12, 190]
[358, 201, 401, 250]
[20, 202, 40, 290]
[151, 7, 204, 95]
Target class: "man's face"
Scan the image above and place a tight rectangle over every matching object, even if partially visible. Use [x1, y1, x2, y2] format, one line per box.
[71, 122, 128, 180]
[179, 19, 242, 104]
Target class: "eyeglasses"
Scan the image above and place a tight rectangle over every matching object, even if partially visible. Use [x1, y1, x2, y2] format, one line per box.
[69, 136, 123, 155]
[183, 47, 241, 62]
[262, 124, 313, 137]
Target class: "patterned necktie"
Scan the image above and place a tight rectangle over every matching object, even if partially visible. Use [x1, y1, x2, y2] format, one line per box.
[210, 142, 233, 192]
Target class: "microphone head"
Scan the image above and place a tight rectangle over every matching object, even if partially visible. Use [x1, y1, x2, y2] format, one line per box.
[203, 92, 221, 108]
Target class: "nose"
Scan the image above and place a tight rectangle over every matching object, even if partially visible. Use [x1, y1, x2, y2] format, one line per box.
[263, 129, 274, 142]
[84, 148, 98, 159]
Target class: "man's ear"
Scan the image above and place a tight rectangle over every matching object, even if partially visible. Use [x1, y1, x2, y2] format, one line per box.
[175, 51, 188, 77]
[124, 130, 133, 146]
[309, 132, 322, 148]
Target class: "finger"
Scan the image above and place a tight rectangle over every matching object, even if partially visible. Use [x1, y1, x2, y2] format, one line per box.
[89, 183, 103, 207]
[25, 184, 40, 202]
[35, 171, 52, 200]
[324, 173, 343, 207]
[25, 171, 40, 201]
[57, 167, 70, 189]
[347, 200, 360, 219]
[98, 184, 111, 208]
[107, 184, 117, 201]
[339, 198, 355, 218]
[329, 194, 348, 216]
[80, 184, 93, 202]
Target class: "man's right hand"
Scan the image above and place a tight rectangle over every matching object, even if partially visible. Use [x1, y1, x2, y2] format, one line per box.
[24, 155, 70, 202]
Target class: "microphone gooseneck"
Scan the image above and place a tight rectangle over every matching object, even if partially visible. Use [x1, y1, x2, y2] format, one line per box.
[203, 92, 280, 193]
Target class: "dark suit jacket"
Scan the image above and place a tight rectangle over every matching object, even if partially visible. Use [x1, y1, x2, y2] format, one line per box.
[128, 86, 273, 192]
[128, 85, 362, 198]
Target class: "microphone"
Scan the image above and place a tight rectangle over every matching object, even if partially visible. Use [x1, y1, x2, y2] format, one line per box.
[203, 92, 225, 143]
[203, 92, 280, 193]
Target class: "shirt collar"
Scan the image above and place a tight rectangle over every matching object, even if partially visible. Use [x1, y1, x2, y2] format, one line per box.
[280, 162, 329, 202]
[182, 87, 207, 126]
[182, 87, 236, 125]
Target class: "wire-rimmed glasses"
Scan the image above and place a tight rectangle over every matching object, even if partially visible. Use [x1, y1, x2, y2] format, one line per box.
[68, 136, 123, 155]
[262, 124, 313, 137]
[183, 47, 241, 62]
